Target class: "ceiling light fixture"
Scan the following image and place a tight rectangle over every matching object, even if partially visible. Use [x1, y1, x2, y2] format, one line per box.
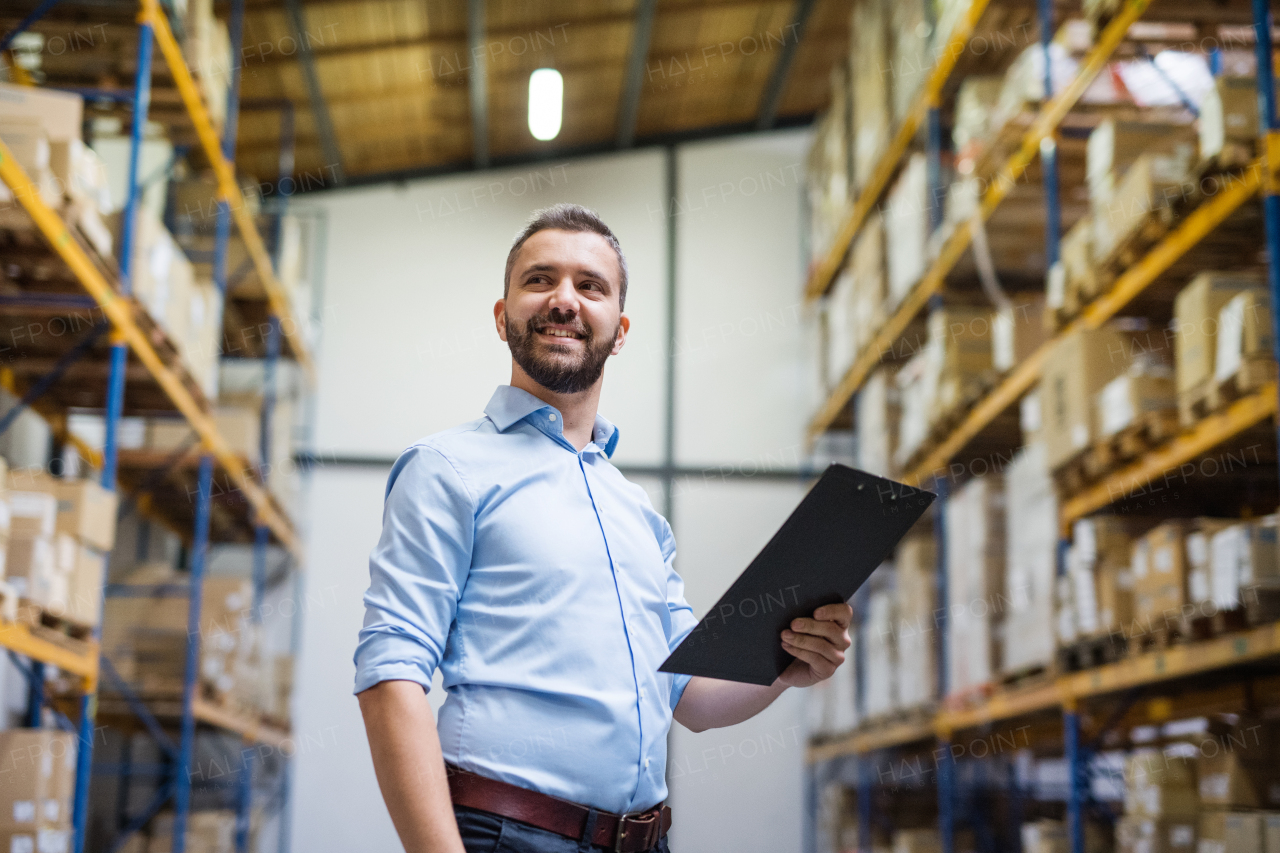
[528, 68, 563, 141]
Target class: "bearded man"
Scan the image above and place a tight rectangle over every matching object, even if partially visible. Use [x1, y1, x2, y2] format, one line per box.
[355, 203, 853, 853]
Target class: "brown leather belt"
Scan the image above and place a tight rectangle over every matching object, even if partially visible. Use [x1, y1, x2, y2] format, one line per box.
[446, 763, 671, 852]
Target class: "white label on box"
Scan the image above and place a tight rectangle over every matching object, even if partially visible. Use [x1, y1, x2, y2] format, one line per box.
[36, 830, 67, 853]
[1071, 422, 1089, 450]
[1200, 773, 1229, 799]
[1170, 825, 1195, 848]
[1155, 546, 1174, 574]
[1187, 532, 1209, 567]
[41, 800, 57, 822]
[1215, 293, 1247, 383]
[1190, 568, 1210, 604]
[12, 800, 34, 823]
[9, 835, 33, 853]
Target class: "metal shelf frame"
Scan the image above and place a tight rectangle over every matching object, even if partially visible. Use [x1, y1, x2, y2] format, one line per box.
[0, 0, 305, 850]
[805, 0, 1280, 850]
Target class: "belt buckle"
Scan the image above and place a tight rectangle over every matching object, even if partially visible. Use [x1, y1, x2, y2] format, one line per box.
[614, 809, 658, 853]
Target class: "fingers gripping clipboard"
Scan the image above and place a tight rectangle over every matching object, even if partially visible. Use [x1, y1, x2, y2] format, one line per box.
[659, 464, 935, 686]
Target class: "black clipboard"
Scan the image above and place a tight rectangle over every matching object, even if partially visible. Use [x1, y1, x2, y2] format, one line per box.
[659, 464, 935, 686]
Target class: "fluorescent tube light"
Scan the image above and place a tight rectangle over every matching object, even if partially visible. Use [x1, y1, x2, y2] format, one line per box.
[528, 68, 563, 141]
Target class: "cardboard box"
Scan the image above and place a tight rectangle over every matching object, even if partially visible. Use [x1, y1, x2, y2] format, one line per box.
[994, 296, 1049, 373]
[1087, 119, 1197, 200]
[1040, 326, 1132, 469]
[0, 84, 83, 143]
[851, 0, 890, 191]
[1211, 518, 1280, 611]
[1094, 152, 1196, 262]
[928, 305, 997, 425]
[1004, 443, 1057, 673]
[864, 583, 897, 718]
[1226, 813, 1265, 853]
[1200, 77, 1257, 166]
[1097, 370, 1177, 438]
[885, 155, 929, 309]
[7, 472, 118, 553]
[946, 474, 1005, 695]
[857, 367, 899, 479]
[0, 731, 72, 833]
[1060, 216, 1098, 312]
[1022, 820, 1067, 853]
[1133, 522, 1190, 625]
[895, 351, 931, 468]
[6, 491, 55, 540]
[1118, 817, 1197, 853]
[63, 543, 103, 628]
[1175, 272, 1267, 397]
[1264, 814, 1280, 853]
[1214, 291, 1274, 385]
[895, 533, 938, 709]
[1200, 810, 1227, 853]
[6, 536, 56, 605]
[1199, 750, 1280, 809]
[851, 213, 886, 351]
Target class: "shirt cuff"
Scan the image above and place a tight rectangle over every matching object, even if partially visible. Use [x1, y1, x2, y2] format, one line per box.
[353, 633, 438, 695]
[669, 673, 693, 711]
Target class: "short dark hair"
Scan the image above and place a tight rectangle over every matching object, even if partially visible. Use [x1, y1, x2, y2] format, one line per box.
[504, 203, 628, 310]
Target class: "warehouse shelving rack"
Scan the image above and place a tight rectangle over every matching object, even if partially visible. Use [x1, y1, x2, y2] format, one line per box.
[0, 0, 313, 851]
[804, 0, 1280, 851]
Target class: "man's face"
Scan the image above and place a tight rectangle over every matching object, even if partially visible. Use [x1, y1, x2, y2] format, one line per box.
[495, 229, 629, 394]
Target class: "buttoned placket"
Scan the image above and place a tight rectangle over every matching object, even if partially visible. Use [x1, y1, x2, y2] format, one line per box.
[529, 409, 650, 810]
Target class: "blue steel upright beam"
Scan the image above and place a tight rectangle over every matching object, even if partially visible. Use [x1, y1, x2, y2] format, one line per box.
[73, 18, 155, 853]
[174, 454, 215, 853]
[1065, 707, 1085, 853]
[1038, 0, 1061, 272]
[1254, 0, 1280, 490]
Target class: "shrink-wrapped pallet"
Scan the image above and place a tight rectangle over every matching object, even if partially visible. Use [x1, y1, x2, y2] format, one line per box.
[1001, 444, 1057, 674]
[945, 474, 1005, 695]
[895, 533, 938, 709]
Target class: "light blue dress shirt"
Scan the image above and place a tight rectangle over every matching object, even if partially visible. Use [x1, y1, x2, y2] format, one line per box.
[355, 385, 699, 814]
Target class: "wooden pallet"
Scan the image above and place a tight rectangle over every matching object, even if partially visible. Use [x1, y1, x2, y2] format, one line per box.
[1096, 207, 1177, 282]
[14, 600, 94, 659]
[1209, 358, 1278, 411]
[1177, 379, 1215, 428]
[1056, 632, 1128, 673]
[1082, 409, 1180, 481]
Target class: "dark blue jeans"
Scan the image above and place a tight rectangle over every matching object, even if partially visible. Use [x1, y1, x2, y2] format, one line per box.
[454, 806, 672, 853]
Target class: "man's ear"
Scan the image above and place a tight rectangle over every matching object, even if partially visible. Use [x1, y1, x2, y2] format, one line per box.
[611, 314, 630, 356]
[494, 298, 508, 341]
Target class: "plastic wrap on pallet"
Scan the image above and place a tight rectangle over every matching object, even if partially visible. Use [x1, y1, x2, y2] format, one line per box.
[864, 573, 897, 718]
[894, 533, 938, 709]
[945, 474, 1005, 696]
[857, 367, 899, 479]
[1002, 443, 1057, 674]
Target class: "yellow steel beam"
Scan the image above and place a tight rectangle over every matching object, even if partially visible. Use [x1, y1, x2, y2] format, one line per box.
[904, 157, 1264, 485]
[0, 622, 98, 691]
[805, 715, 936, 763]
[933, 680, 1063, 737]
[139, 0, 314, 379]
[1060, 382, 1277, 527]
[801, 0, 993, 302]
[806, 2, 1153, 441]
[1059, 622, 1280, 700]
[193, 697, 292, 747]
[0, 140, 302, 558]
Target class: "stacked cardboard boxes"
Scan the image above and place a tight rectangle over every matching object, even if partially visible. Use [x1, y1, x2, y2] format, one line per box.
[1132, 522, 1190, 632]
[864, 571, 897, 719]
[851, 0, 890, 192]
[102, 565, 267, 711]
[857, 367, 900, 479]
[894, 533, 938, 710]
[1002, 443, 1058, 674]
[806, 67, 853, 265]
[1117, 749, 1200, 853]
[1198, 77, 1258, 169]
[884, 155, 929, 310]
[1208, 516, 1280, 617]
[1062, 516, 1137, 644]
[0, 729, 76, 853]
[1175, 273, 1269, 425]
[0, 84, 114, 257]
[946, 474, 1005, 696]
[1040, 325, 1134, 470]
[7, 470, 117, 626]
[149, 810, 237, 853]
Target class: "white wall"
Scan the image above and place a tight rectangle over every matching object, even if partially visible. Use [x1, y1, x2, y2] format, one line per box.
[293, 128, 817, 853]
[308, 150, 669, 466]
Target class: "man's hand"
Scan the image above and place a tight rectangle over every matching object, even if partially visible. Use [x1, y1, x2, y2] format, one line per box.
[777, 602, 853, 688]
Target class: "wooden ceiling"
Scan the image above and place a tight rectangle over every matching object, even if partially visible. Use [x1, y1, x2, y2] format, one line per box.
[232, 0, 849, 185]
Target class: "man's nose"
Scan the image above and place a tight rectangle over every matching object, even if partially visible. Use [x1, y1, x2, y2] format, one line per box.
[546, 277, 580, 314]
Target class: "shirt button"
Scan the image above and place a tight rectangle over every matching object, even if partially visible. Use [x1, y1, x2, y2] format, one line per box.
[644, 758, 651, 769]
[548, 414, 557, 421]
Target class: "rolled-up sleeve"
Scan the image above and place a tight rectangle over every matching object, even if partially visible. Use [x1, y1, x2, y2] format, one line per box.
[353, 444, 475, 694]
[658, 518, 699, 711]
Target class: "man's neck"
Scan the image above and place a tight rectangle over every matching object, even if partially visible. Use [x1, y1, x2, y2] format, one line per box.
[509, 368, 602, 452]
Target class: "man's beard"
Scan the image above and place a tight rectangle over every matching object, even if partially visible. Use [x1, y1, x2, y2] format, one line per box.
[505, 308, 618, 394]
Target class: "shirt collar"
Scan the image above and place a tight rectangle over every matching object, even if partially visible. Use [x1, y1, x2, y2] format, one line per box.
[483, 385, 620, 458]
